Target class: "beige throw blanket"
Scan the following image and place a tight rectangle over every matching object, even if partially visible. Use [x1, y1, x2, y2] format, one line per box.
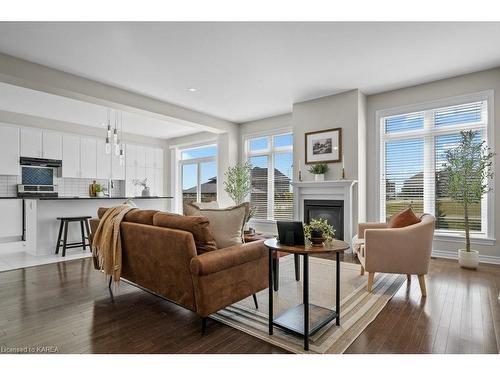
[91, 204, 136, 283]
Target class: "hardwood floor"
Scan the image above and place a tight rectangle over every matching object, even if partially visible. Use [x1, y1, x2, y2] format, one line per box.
[0, 255, 498, 354]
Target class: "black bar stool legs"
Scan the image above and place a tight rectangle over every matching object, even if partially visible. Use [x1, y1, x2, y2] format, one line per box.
[55, 216, 92, 257]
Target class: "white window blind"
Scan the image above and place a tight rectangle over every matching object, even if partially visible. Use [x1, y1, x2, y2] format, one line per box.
[380, 99, 489, 235]
[245, 132, 293, 221]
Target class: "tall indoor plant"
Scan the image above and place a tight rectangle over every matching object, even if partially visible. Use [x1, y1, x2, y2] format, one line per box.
[223, 162, 254, 229]
[445, 130, 495, 269]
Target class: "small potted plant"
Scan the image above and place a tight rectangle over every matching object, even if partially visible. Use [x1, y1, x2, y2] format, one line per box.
[444, 130, 495, 269]
[308, 163, 329, 181]
[304, 218, 336, 246]
[95, 183, 104, 197]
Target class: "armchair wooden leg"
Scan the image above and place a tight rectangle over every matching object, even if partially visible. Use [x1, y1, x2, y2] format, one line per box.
[367, 272, 375, 292]
[418, 275, 427, 297]
[407, 274, 411, 283]
[360, 265, 365, 276]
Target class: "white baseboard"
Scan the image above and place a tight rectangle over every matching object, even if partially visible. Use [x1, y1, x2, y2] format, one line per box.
[432, 249, 500, 265]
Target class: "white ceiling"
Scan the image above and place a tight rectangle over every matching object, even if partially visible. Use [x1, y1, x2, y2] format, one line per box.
[0, 22, 499, 123]
[0, 82, 199, 139]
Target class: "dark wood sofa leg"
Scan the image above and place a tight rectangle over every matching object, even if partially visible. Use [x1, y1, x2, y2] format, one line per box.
[294, 254, 300, 281]
[252, 294, 259, 309]
[108, 276, 112, 289]
[201, 317, 207, 335]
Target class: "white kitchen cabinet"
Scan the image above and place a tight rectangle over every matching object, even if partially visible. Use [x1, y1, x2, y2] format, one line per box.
[111, 151, 125, 180]
[80, 137, 97, 178]
[42, 131, 63, 160]
[62, 134, 80, 178]
[154, 168, 164, 196]
[154, 148, 164, 170]
[0, 199, 23, 239]
[125, 144, 137, 167]
[20, 127, 43, 158]
[96, 139, 112, 179]
[136, 145, 146, 168]
[0, 124, 20, 175]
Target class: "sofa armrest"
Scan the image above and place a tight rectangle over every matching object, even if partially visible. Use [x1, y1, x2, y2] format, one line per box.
[190, 240, 267, 276]
[358, 222, 388, 239]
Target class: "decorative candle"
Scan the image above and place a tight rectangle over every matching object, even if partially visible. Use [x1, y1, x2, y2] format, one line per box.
[342, 154, 345, 168]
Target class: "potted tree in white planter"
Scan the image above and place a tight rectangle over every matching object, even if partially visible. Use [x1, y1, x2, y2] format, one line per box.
[445, 130, 495, 269]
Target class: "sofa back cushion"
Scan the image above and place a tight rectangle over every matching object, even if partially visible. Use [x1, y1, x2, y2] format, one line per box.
[153, 212, 218, 254]
[184, 203, 248, 249]
[387, 207, 421, 228]
[97, 207, 159, 225]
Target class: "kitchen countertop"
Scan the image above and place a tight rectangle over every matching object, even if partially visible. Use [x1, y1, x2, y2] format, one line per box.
[0, 196, 173, 200]
[39, 196, 174, 200]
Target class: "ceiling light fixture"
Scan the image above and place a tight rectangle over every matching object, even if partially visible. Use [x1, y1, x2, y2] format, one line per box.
[187, 87, 197, 92]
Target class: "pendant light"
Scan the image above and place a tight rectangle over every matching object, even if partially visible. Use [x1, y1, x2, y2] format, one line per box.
[114, 111, 120, 155]
[106, 108, 112, 139]
[119, 112, 125, 166]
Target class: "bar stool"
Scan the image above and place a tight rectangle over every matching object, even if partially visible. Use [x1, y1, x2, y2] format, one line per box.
[55, 216, 92, 257]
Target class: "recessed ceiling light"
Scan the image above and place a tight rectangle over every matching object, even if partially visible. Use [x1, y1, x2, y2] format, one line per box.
[187, 88, 197, 92]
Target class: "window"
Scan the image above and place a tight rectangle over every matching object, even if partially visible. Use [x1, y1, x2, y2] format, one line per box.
[180, 144, 217, 209]
[245, 132, 293, 221]
[380, 98, 490, 236]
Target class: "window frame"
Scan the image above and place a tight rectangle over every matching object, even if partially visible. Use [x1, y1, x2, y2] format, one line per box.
[243, 128, 294, 223]
[376, 90, 495, 243]
[177, 142, 218, 208]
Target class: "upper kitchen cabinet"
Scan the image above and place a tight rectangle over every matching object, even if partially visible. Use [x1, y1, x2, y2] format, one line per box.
[0, 124, 20, 175]
[42, 131, 63, 160]
[111, 150, 125, 180]
[136, 145, 146, 168]
[146, 147, 164, 169]
[20, 127, 43, 158]
[96, 139, 112, 180]
[62, 134, 81, 178]
[125, 144, 137, 167]
[80, 137, 97, 179]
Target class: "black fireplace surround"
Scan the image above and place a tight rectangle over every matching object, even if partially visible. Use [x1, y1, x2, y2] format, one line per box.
[304, 199, 344, 240]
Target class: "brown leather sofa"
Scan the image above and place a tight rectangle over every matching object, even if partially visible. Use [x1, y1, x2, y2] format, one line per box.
[90, 208, 268, 334]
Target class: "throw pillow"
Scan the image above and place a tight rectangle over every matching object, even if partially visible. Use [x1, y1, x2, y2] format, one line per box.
[153, 212, 218, 254]
[185, 203, 248, 249]
[387, 207, 421, 228]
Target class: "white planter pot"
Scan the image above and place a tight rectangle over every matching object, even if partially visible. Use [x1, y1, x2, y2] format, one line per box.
[458, 249, 479, 269]
[314, 174, 325, 182]
[96, 192, 104, 197]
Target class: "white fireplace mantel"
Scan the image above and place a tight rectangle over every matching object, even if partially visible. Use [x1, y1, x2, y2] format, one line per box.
[291, 180, 358, 243]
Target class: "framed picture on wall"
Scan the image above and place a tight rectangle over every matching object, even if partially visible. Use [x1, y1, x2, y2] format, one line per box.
[305, 127, 342, 164]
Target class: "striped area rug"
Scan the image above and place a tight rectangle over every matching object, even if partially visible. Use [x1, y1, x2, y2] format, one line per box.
[212, 256, 405, 354]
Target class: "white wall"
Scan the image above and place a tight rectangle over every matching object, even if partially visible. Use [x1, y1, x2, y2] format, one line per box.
[366, 67, 500, 262]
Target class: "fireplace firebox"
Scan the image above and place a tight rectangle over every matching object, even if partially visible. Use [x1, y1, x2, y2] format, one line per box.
[304, 199, 344, 240]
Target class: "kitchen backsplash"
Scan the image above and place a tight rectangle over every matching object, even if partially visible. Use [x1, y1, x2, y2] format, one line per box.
[0, 175, 125, 197]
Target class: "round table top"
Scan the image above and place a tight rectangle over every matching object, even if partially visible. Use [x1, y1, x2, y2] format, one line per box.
[263, 238, 350, 254]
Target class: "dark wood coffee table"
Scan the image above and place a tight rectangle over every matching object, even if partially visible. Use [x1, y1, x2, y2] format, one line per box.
[264, 238, 350, 351]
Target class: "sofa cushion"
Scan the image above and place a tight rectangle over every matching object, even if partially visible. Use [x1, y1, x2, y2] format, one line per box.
[97, 207, 159, 226]
[185, 203, 248, 249]
[387, 207, 421, 228]
[153, 212, 218, 254]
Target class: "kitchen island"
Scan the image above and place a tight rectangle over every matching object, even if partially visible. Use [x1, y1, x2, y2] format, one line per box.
[23, 196, 173, 256]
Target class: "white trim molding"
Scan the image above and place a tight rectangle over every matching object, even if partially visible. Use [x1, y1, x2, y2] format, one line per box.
[291, 180, 358, 244]
[432, 249, 500, 265]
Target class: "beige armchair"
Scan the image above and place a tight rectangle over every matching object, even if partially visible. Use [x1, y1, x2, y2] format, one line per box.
[354, 214, 435, 296]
